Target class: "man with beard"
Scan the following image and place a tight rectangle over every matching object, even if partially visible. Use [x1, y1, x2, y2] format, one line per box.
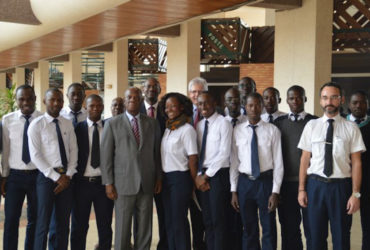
[261, 87, 286, 123]
[347, 90, 370, 250]
[298, 82, 365, 250]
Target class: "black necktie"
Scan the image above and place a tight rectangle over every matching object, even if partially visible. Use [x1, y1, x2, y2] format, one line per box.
[241, 107, 247, 115]
[268, 114, 274, 123]
[91, 123, 100, 168]
[324, 119, 334, 177]
[22, 115, 31, 164]
[72, 111, 79, 127]
[249, 125, 260, 178]
[355, 119, 363, 125]
[53, 119, 68, 169]
[232, 118, 238, 128]
[198, 120, 209, 173]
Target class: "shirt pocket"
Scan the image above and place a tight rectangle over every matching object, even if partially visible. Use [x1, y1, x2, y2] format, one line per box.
[8, 123, 23, 140]
[166, 136, 183, 154]
[207, 132, 220, 143]
[258, 135, 271, 148]
[311, 137, 325, 156]
[333, 136, 346, 157]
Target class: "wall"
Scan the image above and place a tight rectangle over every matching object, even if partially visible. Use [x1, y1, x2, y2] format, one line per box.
[239, 63, 274, 94]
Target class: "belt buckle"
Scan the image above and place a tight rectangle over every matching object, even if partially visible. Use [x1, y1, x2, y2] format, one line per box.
[248, 175, 257, 181]
[88, 177, 96, 183]
[55, 167, 65, 174]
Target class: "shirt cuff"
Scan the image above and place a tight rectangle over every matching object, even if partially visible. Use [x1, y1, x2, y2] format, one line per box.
[272, 184, 281, 194]
[230, 183, 237, 192]
[49, 171, 61, 182]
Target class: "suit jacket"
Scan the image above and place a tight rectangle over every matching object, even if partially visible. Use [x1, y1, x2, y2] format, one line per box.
[100, 113, 162, 195]
[74, 120, 105, 177]
[140, 102, 166, 135]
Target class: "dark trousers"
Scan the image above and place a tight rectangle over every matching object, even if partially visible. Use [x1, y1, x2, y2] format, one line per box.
[154, 192, 169, 250]
[229, 207, 243, 250]
[162, 171, 192, 250]
[278, 181, 310, 250]
[3, 169, 38, 250]
[33, 172, 74, 250]
[189, 190, 206, 250]
[361, 193, 370, 250]
[70, 178, 114, 250]
[237, 173, 277, 250]
[199, 168, 231, 250]
[306, 176, 352, 250]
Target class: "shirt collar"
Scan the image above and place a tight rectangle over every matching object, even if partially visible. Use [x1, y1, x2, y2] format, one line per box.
[87, 118, 102, 127]
[204, 111, 218, 124]
[144, 100, 158, 110]
[225, 114, 244, 122]
[45, 112, 60, 123]
[125, 111, 140, 121]
[65, 106, 85, 114]
[16, 109, 39, 120]
[349, 114, 367, 122]
[322, 113, 341, 123]
[288, 111, 307, 121]
[245, 119, 264, 128]
[193, 104, 197, 112]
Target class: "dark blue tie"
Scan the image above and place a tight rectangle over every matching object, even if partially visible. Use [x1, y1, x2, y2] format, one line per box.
[72, 111, 79, 128]
[22, 115, 31, 164]
[198, 120, 209, 173]
[53, 119, 68, 169]
[324, 119, 334, 177]
[91, 123, 100, 168]
[249, 125, 260, 178]
[268, 114, 274, 123]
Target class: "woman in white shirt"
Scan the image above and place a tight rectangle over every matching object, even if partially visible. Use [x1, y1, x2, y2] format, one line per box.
[158, 92, 198, 250]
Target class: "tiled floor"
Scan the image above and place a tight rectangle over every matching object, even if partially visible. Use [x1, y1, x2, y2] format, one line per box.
[0, 202, 363, 249]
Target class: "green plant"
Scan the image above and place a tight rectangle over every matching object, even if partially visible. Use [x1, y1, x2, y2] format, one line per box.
[0, 84, 17, 120]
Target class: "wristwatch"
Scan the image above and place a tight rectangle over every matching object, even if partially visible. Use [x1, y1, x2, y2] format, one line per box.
[352, 192, 361, 199]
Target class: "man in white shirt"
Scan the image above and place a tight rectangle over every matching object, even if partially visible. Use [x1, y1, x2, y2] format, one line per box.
[261, 87, 286, 123]
[195, 92, 233, 250]
[230, 92, 283, 250]
[28, 88, 78, 250]
[187, 77, 208, 250]
[60, 82, 87, 127]
[1, 85, 42, 250]
[70, 94, 114, 250]
[298, 82, 365, 250]
[224, 87, 245, 250]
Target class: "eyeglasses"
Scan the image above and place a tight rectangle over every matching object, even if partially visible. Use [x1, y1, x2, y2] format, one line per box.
[321, 95, 341, 101]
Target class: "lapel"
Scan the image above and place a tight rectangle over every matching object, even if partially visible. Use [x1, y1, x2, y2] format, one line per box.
[122, 113, 140, 147]
[138, 115, 148, 150]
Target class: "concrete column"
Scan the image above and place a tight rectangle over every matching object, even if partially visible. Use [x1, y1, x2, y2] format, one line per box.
[13, 68, 25, 86]
[166, 19, 201, 95]
[104, 39, 128, 118]
[0, 73, 6, 89]
[274, 0, 333, 115]
[34, 61, 49, 112]
[63, 51, 82, 97]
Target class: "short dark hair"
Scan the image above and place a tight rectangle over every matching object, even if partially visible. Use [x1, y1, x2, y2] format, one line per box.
[246, 92, 264, 106]
[158, 92, 193, 118]
[16, 84, 35, 96]
[239, 77, 256, 92]
[45, 88, 63, 98]
[67, 82, 85, 93]
[287, 85, 306, 97]
[350, 90, 368, 101]
[319, 82, 342, 97]
[86, 94, 103, 103]
[263, 87, 280, 98]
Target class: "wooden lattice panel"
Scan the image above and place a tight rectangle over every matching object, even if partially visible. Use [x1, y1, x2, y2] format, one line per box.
[128, 39, 167, 73]
[333, 0, 370, 53]
[250, 26, 275, 63]
[201, 18, 250, 64]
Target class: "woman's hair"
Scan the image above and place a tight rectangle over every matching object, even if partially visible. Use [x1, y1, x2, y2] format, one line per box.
[158, 92, 193, 119]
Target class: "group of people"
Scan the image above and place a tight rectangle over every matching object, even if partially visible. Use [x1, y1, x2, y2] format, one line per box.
[0, 76, 369, 250]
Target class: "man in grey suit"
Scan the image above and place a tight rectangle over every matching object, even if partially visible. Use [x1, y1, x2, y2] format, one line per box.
[101, 87, 162, 250]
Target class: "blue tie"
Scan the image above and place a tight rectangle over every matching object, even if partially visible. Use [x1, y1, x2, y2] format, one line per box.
[72, 111, 79, 128]
[53, 119, 68, 169]
[249, 125, 260, 178]
[91, 123, 100, 168]
[22, 115, 31, 164]
[198, 120, 209, 173]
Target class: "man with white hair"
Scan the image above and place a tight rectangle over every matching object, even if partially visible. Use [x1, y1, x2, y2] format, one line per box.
[189, 77, 208, 129]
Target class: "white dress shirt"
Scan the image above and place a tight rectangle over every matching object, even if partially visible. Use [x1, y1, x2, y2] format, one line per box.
[28, 113, 78, 181]
[288, 111, 307, 121]
[261, 110, 286, 122]
[230, 119, 284, 193]
[196, 112, 232, 177]
[225, 114, 247, 126]
[126, 111, 141, 128]
[1, 110, 42, 177]
[60, 106, 87, 123]
[161, 123, 198, 173]
[84, 118, 103, 177]
[298, 114, 366, 178]
[144, 101, 158, 118]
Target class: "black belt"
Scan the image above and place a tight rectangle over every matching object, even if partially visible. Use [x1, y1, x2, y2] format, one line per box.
[10, 169, 38, 174]
[54, 167, 66, 174]
[309, 174, 350, 183]
[242, 170, 273, 181]
[79, 176, 102, 184]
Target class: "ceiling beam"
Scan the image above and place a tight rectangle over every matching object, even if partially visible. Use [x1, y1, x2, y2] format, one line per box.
[246, 0, 302, 10]
[19, 62, 39, 69]
[145, 25, 181, 37]
[87, 43, 113, 52]
[47, 54, 70, 62]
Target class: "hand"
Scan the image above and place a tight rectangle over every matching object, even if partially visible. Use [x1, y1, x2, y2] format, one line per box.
[0, 178, 6, 197]
[268, 193, 279, 212]
[347, 195, 360, 214]
[105, 184, 118, 200]
[195, 175, 210, 192]
[199, 182, 210, 192]
[298, 190, 308, 208]
[154, 180, 162, 194]
[231, 192, 239, 212]
[54, 174, 70, 194]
